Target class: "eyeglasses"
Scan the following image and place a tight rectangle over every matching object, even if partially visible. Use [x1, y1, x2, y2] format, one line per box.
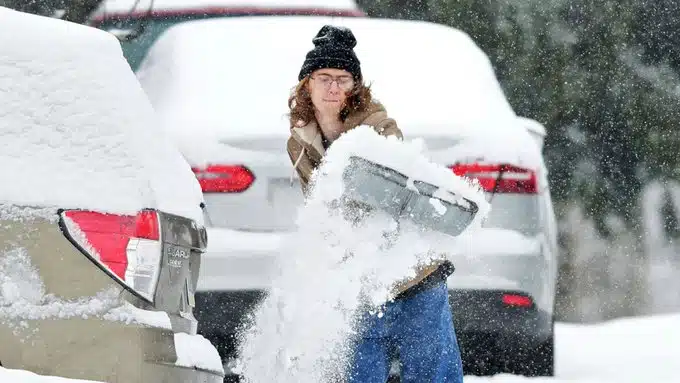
[310, 74, 355, 91]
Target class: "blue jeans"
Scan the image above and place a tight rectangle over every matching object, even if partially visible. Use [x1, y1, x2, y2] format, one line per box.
[348, 282, 464, 383]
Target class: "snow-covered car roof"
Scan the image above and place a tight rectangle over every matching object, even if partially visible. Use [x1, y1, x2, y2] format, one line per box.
[0, 7, 204, 223]
[92, 0, 362, 19]
[137, 16, 543, 170]
[138, 16, 515, 136]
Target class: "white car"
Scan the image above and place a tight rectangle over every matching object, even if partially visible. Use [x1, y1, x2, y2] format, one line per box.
[136, 15, 558, 377]
[0, 7, 223, 382]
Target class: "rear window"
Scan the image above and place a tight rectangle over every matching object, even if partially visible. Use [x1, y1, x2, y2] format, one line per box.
[482, 193, 540, 236]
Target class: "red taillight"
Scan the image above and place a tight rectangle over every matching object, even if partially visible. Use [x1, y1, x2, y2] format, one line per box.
[60, 209, 162, 303]
[450, 163, 537, 194]
[134, 210, 160, 240]
[502, 294, 533, 308]
[191, 165, 255, 193]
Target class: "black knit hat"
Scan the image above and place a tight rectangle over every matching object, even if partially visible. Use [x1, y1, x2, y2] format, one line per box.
[298, 25, 362, 81]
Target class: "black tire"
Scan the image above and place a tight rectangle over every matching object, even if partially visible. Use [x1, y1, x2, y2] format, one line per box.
[510, 315, 555, 377]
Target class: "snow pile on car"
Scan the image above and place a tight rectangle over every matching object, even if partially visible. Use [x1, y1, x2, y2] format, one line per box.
[236, 127, 489, 382]
[0, 245, 119, 322]
[0, 246, 175, 330]
[136, 16, 516, 145]
[174, 333, 225, 374]
[0, 7, 203, 223]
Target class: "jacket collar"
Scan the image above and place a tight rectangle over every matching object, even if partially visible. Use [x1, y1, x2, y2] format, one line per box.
[290, 102, 388, 155]
[291, 120, 325, 156]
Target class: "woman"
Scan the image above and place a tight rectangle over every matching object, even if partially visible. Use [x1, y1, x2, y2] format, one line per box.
[286, 24, 464, 383]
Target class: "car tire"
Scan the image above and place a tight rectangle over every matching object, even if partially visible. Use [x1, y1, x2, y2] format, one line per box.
[510, 317, 555, 377]
[514, 334, 554, 376]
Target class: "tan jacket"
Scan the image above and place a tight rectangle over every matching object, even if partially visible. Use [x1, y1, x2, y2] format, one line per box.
[286, 102, 445, 297]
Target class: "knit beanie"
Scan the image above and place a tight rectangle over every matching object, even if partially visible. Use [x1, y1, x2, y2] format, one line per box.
[298, 25, 362, 81]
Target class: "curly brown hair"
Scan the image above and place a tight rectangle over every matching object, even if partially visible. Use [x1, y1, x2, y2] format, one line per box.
[288, 76, 373, 127]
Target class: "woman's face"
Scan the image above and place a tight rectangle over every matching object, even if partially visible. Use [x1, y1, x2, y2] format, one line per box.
[307, 68, 355, 118]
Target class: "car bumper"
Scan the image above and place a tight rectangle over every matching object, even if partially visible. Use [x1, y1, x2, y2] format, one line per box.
[449, 289, 552, 349]
[197, 228, 286, 291]
[196, 228, 554, 374]
[194, 287, 552, 370]
[195, 290, 266, 364]
[0, 318, 224, 383]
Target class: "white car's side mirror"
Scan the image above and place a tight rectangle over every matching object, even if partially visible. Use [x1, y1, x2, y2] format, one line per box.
[517, 116, 546, 150]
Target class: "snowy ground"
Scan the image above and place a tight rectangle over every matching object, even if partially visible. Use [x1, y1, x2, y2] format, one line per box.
[469, 313, 680, 383]
[2, 312, 676, 382]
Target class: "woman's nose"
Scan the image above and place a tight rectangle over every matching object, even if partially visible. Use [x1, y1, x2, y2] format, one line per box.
[328, 81, 341, 94]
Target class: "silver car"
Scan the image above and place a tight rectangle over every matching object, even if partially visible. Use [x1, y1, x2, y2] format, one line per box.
[0, 7, 223, 383]
[136, 15, 557, 378]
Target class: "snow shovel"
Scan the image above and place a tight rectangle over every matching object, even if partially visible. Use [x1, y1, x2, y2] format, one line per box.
[341, 156, 479, 237]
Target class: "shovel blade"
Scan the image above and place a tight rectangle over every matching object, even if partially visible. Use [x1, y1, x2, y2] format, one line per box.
[342, 156, 478, 237]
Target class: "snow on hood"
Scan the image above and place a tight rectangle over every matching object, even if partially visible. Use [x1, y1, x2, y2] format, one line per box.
[236, 127, 489, 382]
[0, 367, 102, 383]
[0, 7, 204, 223]
[94, 0, 359, 16]
[136, 16, 517, 145]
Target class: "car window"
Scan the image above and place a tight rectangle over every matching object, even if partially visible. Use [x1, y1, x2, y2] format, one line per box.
[100, 17, 190, 69]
